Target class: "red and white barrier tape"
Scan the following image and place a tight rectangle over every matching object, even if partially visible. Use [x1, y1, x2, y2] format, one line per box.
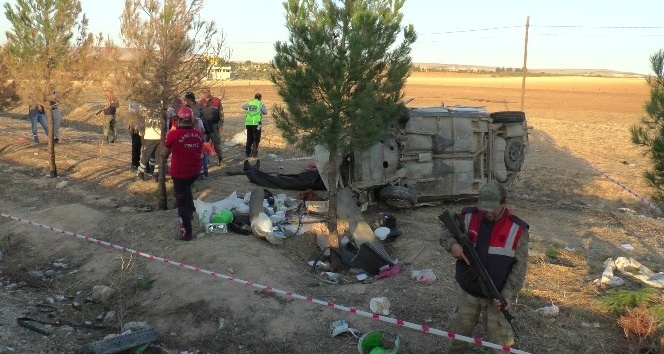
[1, 211, 532, 354]
[533, 130, 662, 214]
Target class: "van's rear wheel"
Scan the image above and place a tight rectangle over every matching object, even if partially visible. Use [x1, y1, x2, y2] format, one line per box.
[379, 186, 417, 209]
[505, 138, 525, 171]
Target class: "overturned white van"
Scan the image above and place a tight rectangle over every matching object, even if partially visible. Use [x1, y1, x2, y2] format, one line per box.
[317, 103, 529, 208]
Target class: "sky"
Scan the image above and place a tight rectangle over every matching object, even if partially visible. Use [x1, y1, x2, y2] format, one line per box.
[2, 0, 664, 74]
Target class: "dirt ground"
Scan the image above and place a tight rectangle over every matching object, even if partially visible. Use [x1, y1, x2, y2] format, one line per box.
[1, 73, 663, 354]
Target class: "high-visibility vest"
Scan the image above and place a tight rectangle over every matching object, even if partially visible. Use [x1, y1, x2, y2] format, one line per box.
[244, 99, 262, 126]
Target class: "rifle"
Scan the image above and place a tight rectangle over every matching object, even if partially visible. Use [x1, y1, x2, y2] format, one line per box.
[438, 208, 519, 340]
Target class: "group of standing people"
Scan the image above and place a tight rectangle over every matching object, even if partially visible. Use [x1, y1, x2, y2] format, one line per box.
[25, 87, 270, 244]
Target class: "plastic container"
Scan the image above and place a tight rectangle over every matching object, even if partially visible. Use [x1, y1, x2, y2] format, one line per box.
[206, 223, 228, 233]
[211, 209, 233, 224]
[357, 331, 400, 354]
[374, 227, 390, 240]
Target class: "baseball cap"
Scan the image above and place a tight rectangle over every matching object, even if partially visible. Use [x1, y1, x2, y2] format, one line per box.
[177, 106, 194, 122]
[476, 182, 506, 211]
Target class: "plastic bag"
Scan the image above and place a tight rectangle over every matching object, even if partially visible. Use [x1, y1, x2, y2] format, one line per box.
[411, 269, 436, 284]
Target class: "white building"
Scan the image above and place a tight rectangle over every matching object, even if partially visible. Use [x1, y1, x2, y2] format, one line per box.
[207, 65, 233, 81]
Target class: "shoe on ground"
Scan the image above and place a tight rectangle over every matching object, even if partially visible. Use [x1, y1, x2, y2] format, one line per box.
[254, 159, 260, 171]
[136, 172, 145, 181]
[179, 233, 192, 241]
[130, 165, 139, 170]
[243, 160, 250, 172]
[33, 137, 39, 143]
[54, 137, 59, 143]
[153, 173, 159, 182]
[199, 174, 206, 180]
[217, 157, 222, 166]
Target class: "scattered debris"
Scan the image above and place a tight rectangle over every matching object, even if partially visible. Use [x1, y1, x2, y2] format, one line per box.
[56, 180, 68, 189]
[369, 297, 390, 316]
[376, 265, 401, 280]
[535, 303, 560, 317]
[320, 272, 342, 284]
[595, 258, 625, 287]
[620, 243, 635, 251]
[410, 269, 436, 284]
[78, 326, 156, 354]
[374, 227, 390, 240]
[307, 260, 331, 271]
[596, 257, 664, 288]
[617, 208, 637, 214]
[91, 285, 116, 303]
[357, 330, 400, 354]
[329, 319, 359, 338]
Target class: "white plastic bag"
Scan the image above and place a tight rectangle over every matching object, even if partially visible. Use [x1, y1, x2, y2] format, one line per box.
[411, 269, 437, 284]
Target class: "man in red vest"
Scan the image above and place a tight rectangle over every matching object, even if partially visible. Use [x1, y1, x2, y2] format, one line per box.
[440, 182, 529, 353]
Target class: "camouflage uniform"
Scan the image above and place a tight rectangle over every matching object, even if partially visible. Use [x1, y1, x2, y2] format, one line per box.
[439, 182, 529, 354]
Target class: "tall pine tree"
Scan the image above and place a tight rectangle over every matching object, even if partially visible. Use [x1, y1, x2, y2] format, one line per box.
[271, 0, 416, 245]
[119, 0, 226, 210]
[2, 0, 103, 177]
[631, 50, 664, 208]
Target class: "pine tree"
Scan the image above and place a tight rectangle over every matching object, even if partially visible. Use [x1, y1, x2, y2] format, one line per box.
[271, 0, 416, 245]
[2, 0, 103, 177]
[119, 0, 226, 210]
[631, 50, 664, 207]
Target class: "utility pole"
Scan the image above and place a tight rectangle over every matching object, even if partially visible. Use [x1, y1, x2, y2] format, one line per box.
[520, 16, 530, 111]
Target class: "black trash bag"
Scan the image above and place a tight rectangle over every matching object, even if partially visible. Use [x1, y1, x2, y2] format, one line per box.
[245, 162, 327, 191]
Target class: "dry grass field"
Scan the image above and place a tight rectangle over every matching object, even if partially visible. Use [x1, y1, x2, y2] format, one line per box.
[0, 72, 662, 354]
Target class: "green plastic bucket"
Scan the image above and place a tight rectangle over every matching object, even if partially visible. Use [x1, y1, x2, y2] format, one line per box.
[357, 331, 400, 354]
[211, 209, 233, 224]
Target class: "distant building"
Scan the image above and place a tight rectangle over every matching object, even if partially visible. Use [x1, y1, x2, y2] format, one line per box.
[207, 65, 233, 81]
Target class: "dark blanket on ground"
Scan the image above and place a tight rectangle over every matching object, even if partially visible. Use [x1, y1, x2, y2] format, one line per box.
[246, 168, 327, 191]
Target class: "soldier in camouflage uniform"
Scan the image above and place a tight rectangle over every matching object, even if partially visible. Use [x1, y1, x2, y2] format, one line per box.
[440, 182, 529, 353]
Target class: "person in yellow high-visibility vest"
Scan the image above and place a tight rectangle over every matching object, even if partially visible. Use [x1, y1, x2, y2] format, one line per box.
[241, 93, 268, 158]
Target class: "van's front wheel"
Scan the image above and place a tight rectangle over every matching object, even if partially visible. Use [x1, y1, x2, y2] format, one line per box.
[379, 186, 417, 209]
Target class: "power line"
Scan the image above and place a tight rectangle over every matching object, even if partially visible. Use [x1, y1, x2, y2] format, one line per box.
[423, 26, 521, 35]
[533, 25, 664, 29]
[418, 24, 664, 37]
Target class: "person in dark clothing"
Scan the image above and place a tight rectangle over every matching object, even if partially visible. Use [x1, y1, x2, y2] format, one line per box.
[198, 87, 224, 165]
[128, 102, 145, 170]
[96, 90, 119, 143]
[439, 182, 529, 353]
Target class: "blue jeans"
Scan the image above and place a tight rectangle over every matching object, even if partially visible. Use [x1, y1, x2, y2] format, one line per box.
[29, 113, 48, 139]
[200, 152, 209, 175]
[51, 108, 61, 139]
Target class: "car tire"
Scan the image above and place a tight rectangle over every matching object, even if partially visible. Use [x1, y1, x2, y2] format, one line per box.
[504, 138, 525, 171]
[379, 186, 417, 209]
[490, 111, 525, 123]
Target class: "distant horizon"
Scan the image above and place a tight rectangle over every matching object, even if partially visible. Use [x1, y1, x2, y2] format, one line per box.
[226, 59, 648, 76]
